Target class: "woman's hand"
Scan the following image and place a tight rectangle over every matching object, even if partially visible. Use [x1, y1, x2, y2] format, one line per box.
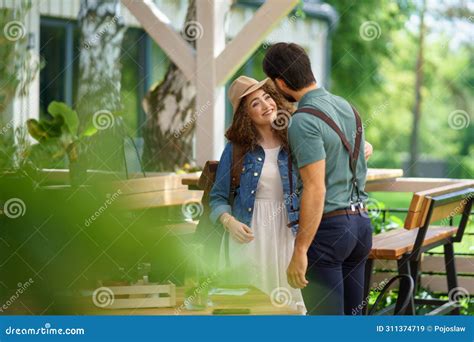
[220, 213, 254, 244]
[364, 141, 373, 161]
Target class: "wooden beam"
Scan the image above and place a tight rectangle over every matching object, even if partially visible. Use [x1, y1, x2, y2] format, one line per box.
[215, 0, 299, 85]
[107, 173, 200, 195]
[366, 168, 403, 181]
[121, 0, 196, 80]
[117, 189, 203, 210]
[366, 177, 472, 193]
[195, 0, 228, 165]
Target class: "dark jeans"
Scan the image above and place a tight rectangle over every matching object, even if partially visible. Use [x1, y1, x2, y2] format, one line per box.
[302, 213, 373, 315]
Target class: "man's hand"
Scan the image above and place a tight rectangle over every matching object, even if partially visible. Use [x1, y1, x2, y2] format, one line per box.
[364, 141, 373, 161]
[288, 159, 325, 289]
[287, 249, 309, 289]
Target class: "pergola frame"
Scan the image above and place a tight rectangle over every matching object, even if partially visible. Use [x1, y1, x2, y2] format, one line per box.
[122, 0, 299, 165]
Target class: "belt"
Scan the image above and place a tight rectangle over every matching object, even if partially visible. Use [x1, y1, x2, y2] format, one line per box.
[322, 207, 368, 219]
[286, 207, 368, 227]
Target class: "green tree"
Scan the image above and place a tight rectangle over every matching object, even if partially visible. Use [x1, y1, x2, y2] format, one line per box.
[324, 0, 412, 109]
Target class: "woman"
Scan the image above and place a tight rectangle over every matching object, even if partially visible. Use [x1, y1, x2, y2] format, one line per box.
[209, 76, 372, 313]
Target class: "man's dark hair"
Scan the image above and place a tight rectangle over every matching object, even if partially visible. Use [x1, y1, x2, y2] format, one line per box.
[263, 42, 316, 91]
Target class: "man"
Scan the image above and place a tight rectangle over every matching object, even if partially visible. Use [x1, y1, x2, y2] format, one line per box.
[263, 42, 373, 315]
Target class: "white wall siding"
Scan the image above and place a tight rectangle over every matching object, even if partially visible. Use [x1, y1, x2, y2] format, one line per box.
[227, 6, 328, 85]
[0, 0, 188, 28]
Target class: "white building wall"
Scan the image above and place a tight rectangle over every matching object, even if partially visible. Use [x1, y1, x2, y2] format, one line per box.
[32, 0, 186, 28]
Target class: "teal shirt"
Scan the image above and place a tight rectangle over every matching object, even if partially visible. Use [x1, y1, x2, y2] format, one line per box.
[287, 87, 368, 213]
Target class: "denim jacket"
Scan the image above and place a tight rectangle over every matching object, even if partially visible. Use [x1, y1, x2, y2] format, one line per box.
[209, 142, 300, 235]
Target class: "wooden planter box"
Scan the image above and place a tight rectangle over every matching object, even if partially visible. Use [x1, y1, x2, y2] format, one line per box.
[93, 283, 176, 309]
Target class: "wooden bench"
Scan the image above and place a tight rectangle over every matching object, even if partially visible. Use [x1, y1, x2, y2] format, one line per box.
[365, 181, 474, 315]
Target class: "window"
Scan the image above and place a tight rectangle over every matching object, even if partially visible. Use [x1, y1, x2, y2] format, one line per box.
[39, 17, 76, 117]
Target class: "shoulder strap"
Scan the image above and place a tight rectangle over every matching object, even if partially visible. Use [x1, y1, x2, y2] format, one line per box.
[230, 143, 245, 197]
[198, 161, 219, 195]
[351, 105, 363, 176]
[225, 143, 245, 267]
[296, 106, 363, 179]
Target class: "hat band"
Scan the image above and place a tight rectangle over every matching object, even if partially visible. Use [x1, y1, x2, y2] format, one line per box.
[240, 83, 258, 97]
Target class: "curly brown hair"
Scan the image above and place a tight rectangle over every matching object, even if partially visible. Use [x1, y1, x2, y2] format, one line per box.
[225, 80, 295, 153]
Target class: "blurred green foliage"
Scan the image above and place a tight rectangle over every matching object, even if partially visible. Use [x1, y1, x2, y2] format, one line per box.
[26, 101, 98, 170]
[325, 0, 473, 178]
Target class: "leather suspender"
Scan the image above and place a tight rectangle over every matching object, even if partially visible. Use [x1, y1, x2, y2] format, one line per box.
[288, 152, 295, 210]
[294, 106, 364, 210]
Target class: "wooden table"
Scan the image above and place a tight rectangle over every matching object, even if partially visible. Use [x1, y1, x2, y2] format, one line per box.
[182, 168, 404, 190]
[86, 286, 299, 315]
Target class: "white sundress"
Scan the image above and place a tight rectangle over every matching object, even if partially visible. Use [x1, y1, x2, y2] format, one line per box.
[219, 146, 305, 313]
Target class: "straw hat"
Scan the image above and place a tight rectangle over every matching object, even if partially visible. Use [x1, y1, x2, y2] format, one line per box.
[228, 76, 269, 114]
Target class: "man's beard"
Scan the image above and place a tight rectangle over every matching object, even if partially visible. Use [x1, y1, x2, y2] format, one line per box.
[282, 92, 297, 103]
[275, 81, 297, 103]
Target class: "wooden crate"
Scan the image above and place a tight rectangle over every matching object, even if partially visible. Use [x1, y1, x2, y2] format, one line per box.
[93, 283, 176, 309]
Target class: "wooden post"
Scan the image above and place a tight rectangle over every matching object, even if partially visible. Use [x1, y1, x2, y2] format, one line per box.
[195, 0, 229, 164]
